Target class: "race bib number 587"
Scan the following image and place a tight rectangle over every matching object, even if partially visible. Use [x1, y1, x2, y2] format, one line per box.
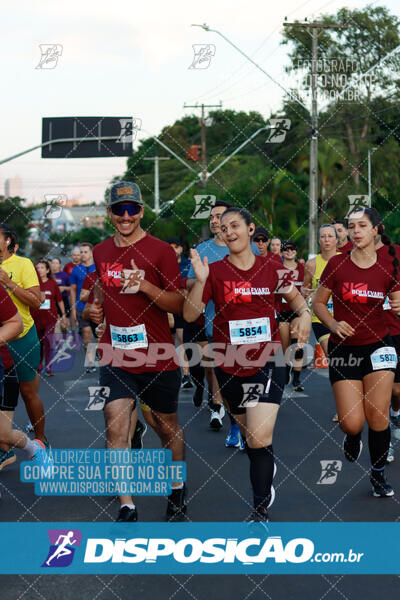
[370, 346, 397, 371]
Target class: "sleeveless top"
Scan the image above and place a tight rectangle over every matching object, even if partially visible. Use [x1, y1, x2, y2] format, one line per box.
[311, 253, 337, 323]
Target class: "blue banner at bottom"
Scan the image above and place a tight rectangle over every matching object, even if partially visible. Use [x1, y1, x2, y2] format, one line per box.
[0, 522, 398, 574]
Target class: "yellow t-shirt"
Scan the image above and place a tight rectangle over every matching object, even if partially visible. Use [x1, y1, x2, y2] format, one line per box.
[311, 253, 338, 324]
[1, 254, 39, 338]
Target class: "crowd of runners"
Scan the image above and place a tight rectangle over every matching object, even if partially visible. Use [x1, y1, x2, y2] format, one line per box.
[0, 181, 400, 523]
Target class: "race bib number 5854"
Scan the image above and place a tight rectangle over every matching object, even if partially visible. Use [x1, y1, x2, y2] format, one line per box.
[229, 317, 271, 345]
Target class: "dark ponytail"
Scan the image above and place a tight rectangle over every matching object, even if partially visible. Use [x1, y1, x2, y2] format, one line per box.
[349, 207, 399, 289]
[381, 230, 399, 289]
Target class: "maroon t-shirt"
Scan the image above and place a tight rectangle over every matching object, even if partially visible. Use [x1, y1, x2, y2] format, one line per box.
[265, 251, 283, 263]
[377, 244, 400, 336]
[202, 254, 282, 376]
[87, 275, 99, 305]
[63, 261, 79, 276]
[82, 271, 98, 294]
[319, 253, 400, 345]
[0, 345, 13, 370]
[93, 234, 183, 374]
[275, 262, 304, 314]
[338, 240, 353, 254]
[31, 279, 62, 330]
[0, 287, 18, 369]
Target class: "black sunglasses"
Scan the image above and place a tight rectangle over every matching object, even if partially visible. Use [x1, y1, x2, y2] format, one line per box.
[254, 237, 268, 243]
[110, 203, 142, 216]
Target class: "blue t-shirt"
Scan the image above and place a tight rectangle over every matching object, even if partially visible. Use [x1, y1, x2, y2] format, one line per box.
[179, 257, 191, 279]
[187, 239, 259, 337]
[70, 264, 96, 311]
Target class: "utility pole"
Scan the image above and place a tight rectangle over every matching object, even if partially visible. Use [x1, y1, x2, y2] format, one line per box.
[367, 147, 377, 206]
[183, 102, 222, 187]
[283, 21, 346, 258]
[143, 156, 170, 214]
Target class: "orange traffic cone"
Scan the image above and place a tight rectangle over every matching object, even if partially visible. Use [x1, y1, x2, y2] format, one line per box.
[313, 343, 328, 369]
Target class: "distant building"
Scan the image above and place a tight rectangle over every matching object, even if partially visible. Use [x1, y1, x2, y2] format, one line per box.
[31, 204, 106, 232]
[4, 176, 23, 198]
[66, 194, 88, 207]
[67, 205, 106, 229]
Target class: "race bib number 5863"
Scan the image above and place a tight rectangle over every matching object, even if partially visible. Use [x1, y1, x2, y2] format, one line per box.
[110, 324, 148, 350]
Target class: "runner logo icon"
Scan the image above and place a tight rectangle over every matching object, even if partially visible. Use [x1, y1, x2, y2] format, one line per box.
[191, 195, 216, 219]
[239, 383, 265, 408]
[316, 460, 342, 485]
[42, 529, 82, 567]
[86, 386, 110, 411]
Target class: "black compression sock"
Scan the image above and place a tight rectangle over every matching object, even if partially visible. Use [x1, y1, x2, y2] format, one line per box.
[189, 365, 205, 392]
[293, 371, 301, 384]
[246, 445, 274, 511]
[368, 426, 390, 470]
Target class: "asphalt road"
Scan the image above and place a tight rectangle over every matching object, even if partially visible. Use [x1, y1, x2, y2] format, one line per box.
[0, 348, 399, 599]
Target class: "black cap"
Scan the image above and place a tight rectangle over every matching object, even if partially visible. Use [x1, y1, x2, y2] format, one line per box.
[253, 226, 270, 240]
[166, 237, 182, 246]
[281, 239, 297, 251]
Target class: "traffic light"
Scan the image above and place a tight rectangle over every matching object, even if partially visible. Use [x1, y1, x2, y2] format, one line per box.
[186, 145, 201, 162]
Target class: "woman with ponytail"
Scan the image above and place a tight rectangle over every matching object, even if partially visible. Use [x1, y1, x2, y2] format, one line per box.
[313, 207, 400, 498]
[374, 214, 400, 461]
[185, 206, 311, 521]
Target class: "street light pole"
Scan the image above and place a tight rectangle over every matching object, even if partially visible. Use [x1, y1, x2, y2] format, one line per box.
[143, 156, 170, 214]
[0, 136, 123, 165]
[309, 27, 319, 258]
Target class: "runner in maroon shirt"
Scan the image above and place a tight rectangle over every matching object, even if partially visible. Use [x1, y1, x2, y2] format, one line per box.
[63, 247, 81, 276]
[334, 219, 353, 254]
[184, 206, 311, 522]
[252, 226, 282, 263]
[0, 287, 50, 473]
[89, 181, 186, 523]
[275, 240, 306, 391]
[313, 207, 400, 498]
[375, 227, 400, 460]
[32, 260, 67, 376]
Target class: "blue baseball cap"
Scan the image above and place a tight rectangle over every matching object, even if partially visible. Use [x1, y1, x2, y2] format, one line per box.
[108, 181, 143, 207]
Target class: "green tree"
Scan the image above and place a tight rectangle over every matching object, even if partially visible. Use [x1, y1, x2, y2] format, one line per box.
[282, 5, 400, 184]
[30, 240, 51, 263]
[0, 196, 33, 249]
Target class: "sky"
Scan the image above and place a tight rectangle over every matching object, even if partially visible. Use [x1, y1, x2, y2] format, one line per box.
[0, 0, 398, 205]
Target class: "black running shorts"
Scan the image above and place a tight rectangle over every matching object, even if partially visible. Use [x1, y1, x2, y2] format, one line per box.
[276, 310, 297, 324]
[182, 321, 208, 344]
[328, 335, 397, 385]
[312, 322, 331, 344]
[0, 366, 20, 411]
[99, 366, 181, 414]
[214, 363, 286, 415]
